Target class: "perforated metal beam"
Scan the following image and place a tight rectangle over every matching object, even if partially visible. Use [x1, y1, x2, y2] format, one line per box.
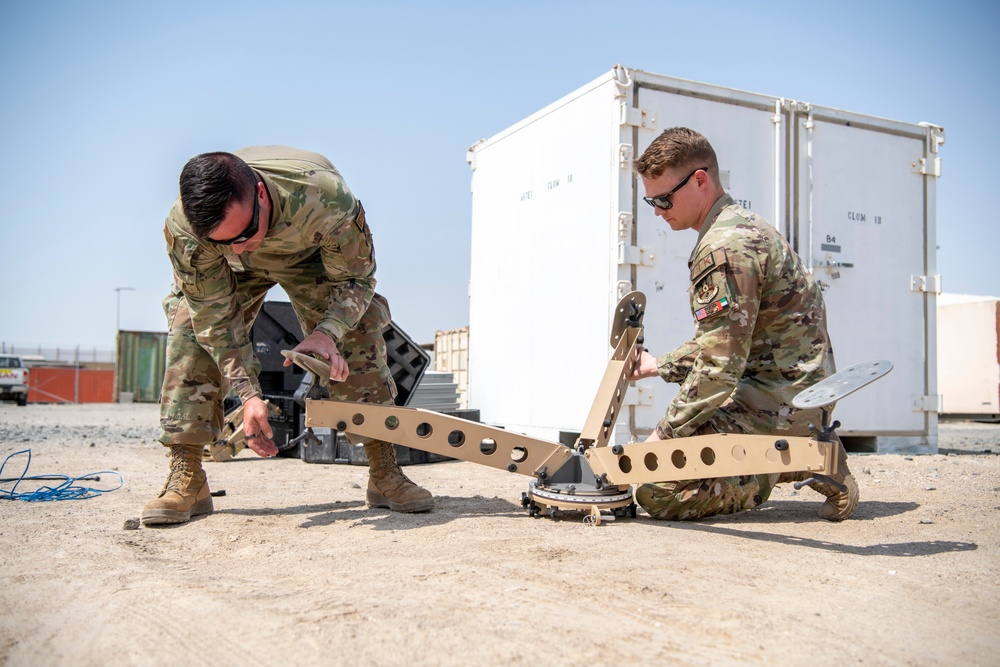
[305, 400, 573, 476]
[577, 327, 642, 450]
[585, 434, 835, 485]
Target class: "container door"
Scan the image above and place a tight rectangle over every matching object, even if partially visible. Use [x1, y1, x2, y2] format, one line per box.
[795, 118, 929, 436]
[468, 78, 621, 440]
[628, 85, 783, 437]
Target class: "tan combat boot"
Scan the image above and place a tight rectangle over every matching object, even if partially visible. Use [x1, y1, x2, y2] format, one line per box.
[363, 440, 434, 513]
[141, 445, 214, 525]
[777, 440, 859, 521]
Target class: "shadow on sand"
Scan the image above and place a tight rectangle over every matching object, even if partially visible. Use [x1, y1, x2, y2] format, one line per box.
[204, 494, 524, 530]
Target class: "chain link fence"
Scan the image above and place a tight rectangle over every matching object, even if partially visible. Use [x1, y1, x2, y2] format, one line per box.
[0, 343, 115, 364]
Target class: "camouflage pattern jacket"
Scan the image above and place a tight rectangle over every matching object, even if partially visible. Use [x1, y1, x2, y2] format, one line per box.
[163, 146, 381, 402]
[655, 194, 835, 438]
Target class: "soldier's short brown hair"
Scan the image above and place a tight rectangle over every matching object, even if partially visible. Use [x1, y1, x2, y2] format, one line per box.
[179, 152, 257, 239]
[634, 127, 719, 180]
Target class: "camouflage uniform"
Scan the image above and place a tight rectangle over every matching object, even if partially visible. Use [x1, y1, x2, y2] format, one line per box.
[159, 146, 395, 448]
[637, 194, 835, 520]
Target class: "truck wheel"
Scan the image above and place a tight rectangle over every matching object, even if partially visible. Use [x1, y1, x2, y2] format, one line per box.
[16, 394, 27, 406]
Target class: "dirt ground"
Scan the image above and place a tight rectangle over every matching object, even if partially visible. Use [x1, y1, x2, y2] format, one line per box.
[0, 403, 997, 667]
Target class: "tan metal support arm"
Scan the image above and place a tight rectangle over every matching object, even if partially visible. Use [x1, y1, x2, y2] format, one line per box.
[305, 400, 573, 477]
[577, 326, 642, 450]
[585, 433, 837, 485]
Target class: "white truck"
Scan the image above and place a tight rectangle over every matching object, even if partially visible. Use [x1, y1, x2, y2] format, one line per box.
[0, 354, 29, 405]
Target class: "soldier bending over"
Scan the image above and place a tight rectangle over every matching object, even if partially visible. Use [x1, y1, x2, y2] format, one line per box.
[142, 146, 433, 525]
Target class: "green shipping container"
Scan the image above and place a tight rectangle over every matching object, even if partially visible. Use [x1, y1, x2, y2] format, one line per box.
[115, 330, 167, 403]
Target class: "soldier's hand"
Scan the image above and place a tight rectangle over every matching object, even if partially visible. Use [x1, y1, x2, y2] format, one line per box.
[243, 396, 278, 457]
[286, 331, 349, 383]
[632, 350, 660, 380]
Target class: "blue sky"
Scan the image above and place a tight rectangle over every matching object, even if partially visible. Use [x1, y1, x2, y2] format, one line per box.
[1, 0, 997, 349]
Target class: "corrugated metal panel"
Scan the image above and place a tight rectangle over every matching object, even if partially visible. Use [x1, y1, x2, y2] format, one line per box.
[116, 331, 167, 403]
[434, 327, 469, 409]
[27, 367, 114, 403]
[408, 371, 462, 411]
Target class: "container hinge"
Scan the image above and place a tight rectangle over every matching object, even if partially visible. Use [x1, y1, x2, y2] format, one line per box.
[466, 139, 486, 171]
[618, 242, 655, 267]
[911, 156, 942, 178]
[919, 122, 946, 154]
[912, 394, 942, 413]
[612, 64, 633, 93]
[623, 386, 653, 407]
[617, 212, 633, 238]
[619, 144, 634, 169]
[910, 274, 942, 294]
[619, 103, 656, 130]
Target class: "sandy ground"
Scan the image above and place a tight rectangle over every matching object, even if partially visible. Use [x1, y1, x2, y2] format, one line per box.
[0, 403, 998, 667]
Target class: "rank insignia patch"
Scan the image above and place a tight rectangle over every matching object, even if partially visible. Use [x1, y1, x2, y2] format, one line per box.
[695, 296, 730, 321]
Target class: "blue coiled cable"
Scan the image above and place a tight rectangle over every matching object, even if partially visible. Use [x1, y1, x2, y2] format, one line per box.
[0, 449, 123, 502]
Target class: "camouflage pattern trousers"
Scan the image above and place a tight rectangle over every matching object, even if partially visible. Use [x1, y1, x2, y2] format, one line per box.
[636, 416, 781, 521]
[159, 272, 395, 447]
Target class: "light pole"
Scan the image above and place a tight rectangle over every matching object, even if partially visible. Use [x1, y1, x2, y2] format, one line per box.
[115, 287, 136, 333]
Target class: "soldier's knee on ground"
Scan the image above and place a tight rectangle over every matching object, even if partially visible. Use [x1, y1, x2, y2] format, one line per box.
[637, 474, 776, 521]
[636, 486, 688, 520]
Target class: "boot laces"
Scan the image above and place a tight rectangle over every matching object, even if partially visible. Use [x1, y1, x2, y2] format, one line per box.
[164, 446, 197, 492]
[374, 443, 416, 486]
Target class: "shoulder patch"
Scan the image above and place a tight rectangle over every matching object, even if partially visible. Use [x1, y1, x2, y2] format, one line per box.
[695, 296, 731, 322]
[690, 248, 727, 283]
[353, 201, 366, 232]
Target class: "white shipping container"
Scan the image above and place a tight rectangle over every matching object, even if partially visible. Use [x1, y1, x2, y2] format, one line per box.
[937, 295, 1000, 419]
[468, 65, 944, 453]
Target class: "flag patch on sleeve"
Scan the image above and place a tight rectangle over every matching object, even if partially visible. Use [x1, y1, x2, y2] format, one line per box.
[695, 296, 730, 321]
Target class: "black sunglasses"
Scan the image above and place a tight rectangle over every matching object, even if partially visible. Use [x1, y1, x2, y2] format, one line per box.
[642, 167, 708, 210]
[213, 183, 260, 245]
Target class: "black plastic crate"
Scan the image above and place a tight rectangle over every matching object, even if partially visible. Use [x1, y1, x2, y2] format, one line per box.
[247, 300, 430, 407]
[251, 302, 308, 395]
[222, 392, 304, 457]
[383, 324, 430, 407]
[223, 300, 435, 464]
